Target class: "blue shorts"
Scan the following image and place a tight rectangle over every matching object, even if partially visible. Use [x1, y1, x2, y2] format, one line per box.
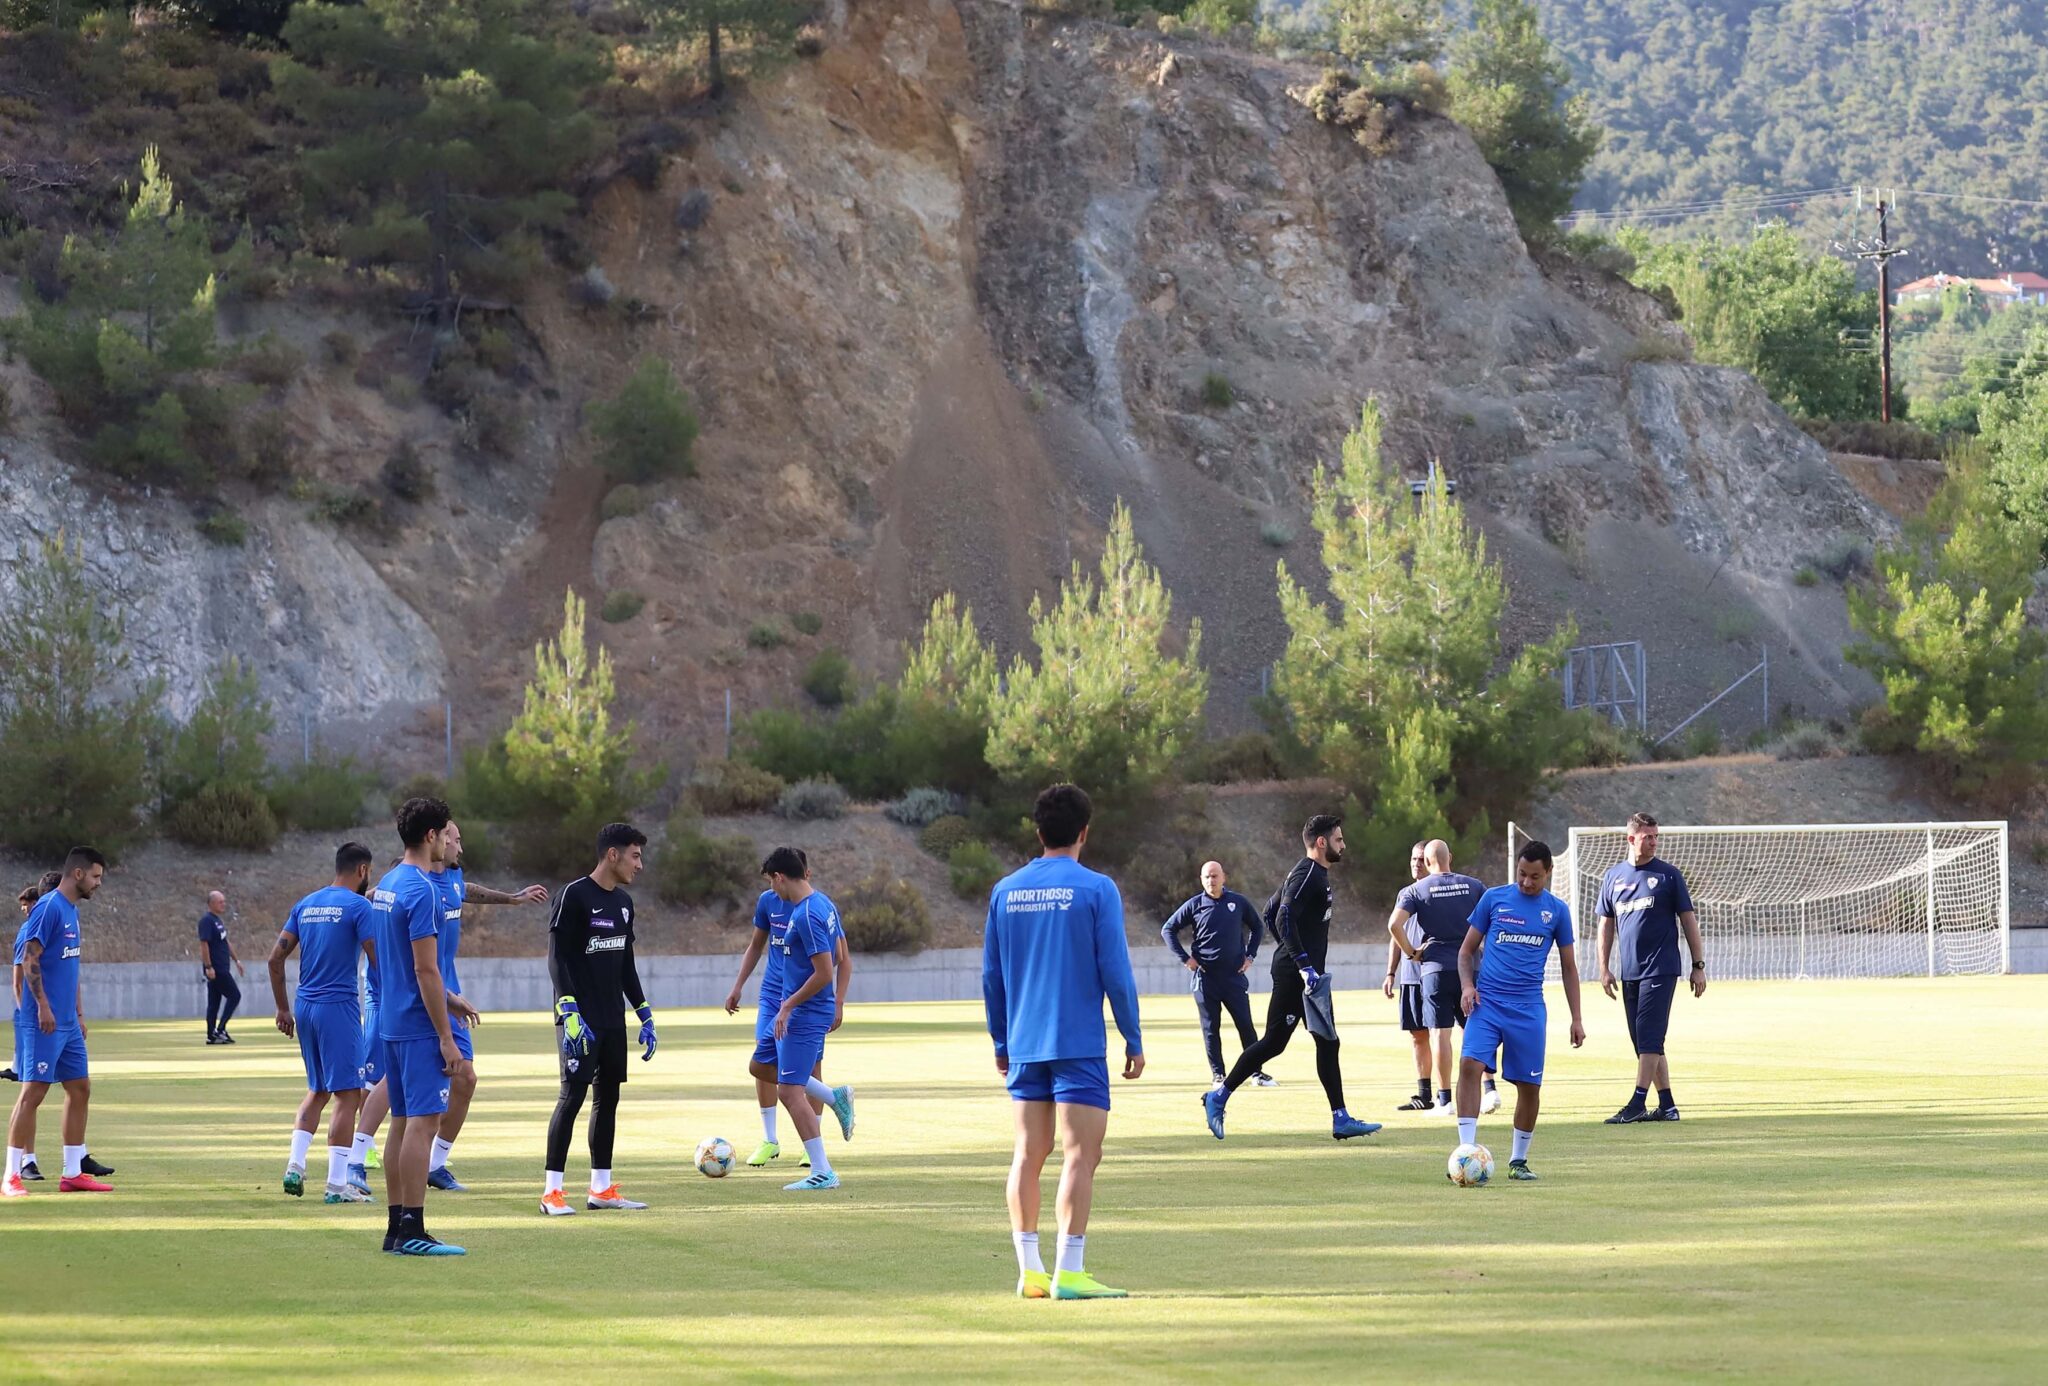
[452, 1021, 474, 1062]
[1005, 1057, 1111, 1111]
[1622, 976, 1677, 1056]
[361, 1005, 385, 1086]
[382, 1034, 452, 1118]
[775, 1024, 828, 1086]
[297, 999, 366, 1093]
[751, 999, 781, 1068]
[15, 1021, 88, 1084]
[1461, 1000, 1547, 1087]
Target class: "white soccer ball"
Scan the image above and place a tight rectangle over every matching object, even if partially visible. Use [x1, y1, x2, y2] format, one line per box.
[1447, 1142, 1494, 1187]
[695, 1136, 736, 1178]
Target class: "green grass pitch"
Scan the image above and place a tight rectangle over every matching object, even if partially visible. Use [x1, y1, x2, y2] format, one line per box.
[4, 978, 2046, 1382]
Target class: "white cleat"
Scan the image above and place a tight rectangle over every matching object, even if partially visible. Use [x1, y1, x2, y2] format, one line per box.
[587, 1185, 648, 1210]
[1480, 1087, 1502, 1115]
[539, 1189, 578, 1216]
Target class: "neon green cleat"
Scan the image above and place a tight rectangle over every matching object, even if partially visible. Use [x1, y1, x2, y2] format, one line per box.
[746, 1141, 780, 1167]
[283, 1169, 304, 1197]
[1508, 1159, 1538, 1181]
[1051, 1270, 1128, 1300]
[1017, 1270, 1052, 1299]
[364, 1146, 382, 1171]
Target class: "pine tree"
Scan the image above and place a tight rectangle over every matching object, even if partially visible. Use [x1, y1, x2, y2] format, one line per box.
[1447, 0, 1600, 240]
[636, 0, 812, 98]
[890, 593, 1001, 796]
[898, 593, 998, 724]
[1327, 0, 1445, 72]
[163, 657, 275, 810]
[987, 503, 1207, 797]
[504, 590, 639, 814]
[588, 357, 699, 482]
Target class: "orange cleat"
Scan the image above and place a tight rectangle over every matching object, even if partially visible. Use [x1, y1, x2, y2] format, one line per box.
[539, 1189, 577, 1217]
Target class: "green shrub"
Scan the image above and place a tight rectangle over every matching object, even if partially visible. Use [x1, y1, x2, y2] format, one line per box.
[600, 484, 645, 521]
[1768, 721, 1849, 762]
[268, 759, 373, 831]
[884, 787, 962, 828]
[1793, 566, 1820, 588]
[1682, 722, 1722, 759]
[237, 335, 303, 388]
[802, 649, 855, 707]
[919, 814, 974, 859]
[197, 508, 249, 547]
[1714, 609, 1758, 643]
[1181, 731, 1285, 784]
[1260, 522, 1293, 547]
[777, 777, 848, 821]
[389, 774, 450, 815]
[947, 840, 1003, 899]
[1200, 371, 1234, 408]
[747, 622, 785, 650]
[691, 759, 785, 814]
[380, 441, 434, 502]
[320, 329, 360, 367]
[655, 806, 756, 905]
[838, 869, 933, 954]
[1809, 534, 1872, 582]
[789, 610, 823, 636]
[601, 590, 645, 623]
[163, 657, 272, 810]
[588, 356, 699, 482]
[1567, 712, 1646, 768]
[167, 781, 280, 849]
[475, 325, 518, 375]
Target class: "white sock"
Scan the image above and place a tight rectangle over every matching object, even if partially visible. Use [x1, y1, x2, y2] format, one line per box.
[760, 1107, 778, 1143]
[63, 1145, 85, 1179]
[544, 1169, 565, 1195]
[326, 1146, 350, 1188]
[590, 1167, 612, 1192]
[288, 1128, 315, 1173]
[1055, 1233, 1086, 1276]
[350, 1132, 374, 1163]
[1512, 1127, 1534, 1163]
[803, 1076, 835, 1105]
[1013, 1230, 1044, 1274]
[430, 1136, 454, 1173]
[1458, 1117, 1478, 1147]
[23, 1150, 34, 1167]
[802, 1137, 831, 1175]
[5, 1147, 21, 1179]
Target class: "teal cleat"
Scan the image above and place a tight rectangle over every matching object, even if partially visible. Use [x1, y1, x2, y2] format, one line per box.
[283, 1169, 304, 1197]
[783, 1171, 840, 1192]
[325, 1184, 373, 1204]
[1332, 1114, 1382, 1140]
[347, 1163, 372, 1196]
[391, 1236, 467, 1256]
[830, 1085, 856, 1141]
[1508, 1159, 1538, 1181]
[426, 1167, 467, 1192]
[1202, 1088, 1227, 1140]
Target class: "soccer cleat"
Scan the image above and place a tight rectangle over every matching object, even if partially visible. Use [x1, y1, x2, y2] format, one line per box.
[1645, 1105, 1681, 1122]
[830, 1085, 856, 1141]
[539, 1190, 577, 1217]
[1202, 1088, 1227, 1140]
[0, 1066, 15, 1081]
[783, 1171, 840, 1191]
[1604, 1105, 1650, 1125]
[392, 1236, 465, 1256]
[19, 1159, 43, 1182]
[1253, 1072, 1278, 1087]
[1211, 1075, 1227, 1088]
[1507, 1159, 1538, 1181]
[325, 1184, 373, 1204]
[800, 1149, 812, 1168]
[1051, 1270, 1128, 1300]
[284, 1168, 305, 1197]
[219, 1031, 237, 1044]
[745, 1140, 781, 1167]
[364, 1146, 382, 1171]
[1395, 1094, 1434, 1111]
[2, 1174, 25, 1198]
[79, 1155, 113, 1177]
[587, 1185, 648, 1210]
[347, 1163, 372, 1196]
[1017, 1269, 1052, 1299]
[1480, 1086, 1502, 1114]
[1333, 1114, 1382, 1140]
[426, 1167, 467, 1192]
[59, 1174, 113, 1192]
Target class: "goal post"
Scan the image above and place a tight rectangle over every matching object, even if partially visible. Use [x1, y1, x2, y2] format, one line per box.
[1536, 821, 2011, 981]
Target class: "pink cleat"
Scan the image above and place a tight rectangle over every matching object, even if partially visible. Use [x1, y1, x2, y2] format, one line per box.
[59, 1174, 113, 1192]
[2, 1174, 27, 1198]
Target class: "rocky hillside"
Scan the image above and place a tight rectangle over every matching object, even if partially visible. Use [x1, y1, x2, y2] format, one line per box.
[0, 0, 1888, 764]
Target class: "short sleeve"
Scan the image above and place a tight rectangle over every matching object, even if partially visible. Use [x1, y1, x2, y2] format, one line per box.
[406, 882, 439, 942]
[1466, 891, 1490, 931]
[753, 893, 773, 931]
[1395, 882, 1422, 915]
[1595, 870, 1614, 919]
[799, 901, 832, 958]
[1554, 901, 1575, 948]
[1669, 869, 1695, 915]
[283, 907, 302, 939]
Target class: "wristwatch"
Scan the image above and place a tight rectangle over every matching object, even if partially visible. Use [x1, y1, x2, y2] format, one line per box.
[1691, 960, 1706, 970]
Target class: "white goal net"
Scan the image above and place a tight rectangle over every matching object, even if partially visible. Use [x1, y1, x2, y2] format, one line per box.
[1507, 822, 2009, 980]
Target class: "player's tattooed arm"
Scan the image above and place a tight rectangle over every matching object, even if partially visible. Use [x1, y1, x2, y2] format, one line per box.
[465, 882, 549, 906]
[22, 938, 53, 1030]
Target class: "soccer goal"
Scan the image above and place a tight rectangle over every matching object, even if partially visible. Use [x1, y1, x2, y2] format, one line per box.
[1507, 821, 2010, 980]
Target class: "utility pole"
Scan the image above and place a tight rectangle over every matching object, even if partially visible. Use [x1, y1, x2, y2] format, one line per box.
[1841, 191, 1907, 422]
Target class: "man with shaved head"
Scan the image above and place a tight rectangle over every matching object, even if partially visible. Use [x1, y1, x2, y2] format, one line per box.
[196, 889, 245, 1045]
[1160, 861, 1270, 1088]
[1387, 840, 1489, 1113]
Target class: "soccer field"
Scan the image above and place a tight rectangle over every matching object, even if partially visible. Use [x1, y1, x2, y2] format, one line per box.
[5, 978, 2047, 1383]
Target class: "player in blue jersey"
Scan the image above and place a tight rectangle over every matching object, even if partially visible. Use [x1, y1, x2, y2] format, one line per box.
[1455, 840, 1585, 1182]
[759, 848, 854, 1192]
[984, 784, 1144, 1301]
[6, 847, 114, 1197]
[267, 842, 378, 1203]
[1386, 840, 1492, 1112]
[369, 797, 469, 1255]
[1596, 812, 1707, 1124]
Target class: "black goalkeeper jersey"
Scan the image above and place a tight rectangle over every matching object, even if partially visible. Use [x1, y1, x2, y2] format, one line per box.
[1269, 857, 1334, 974]
[547, 875, 645, 1030]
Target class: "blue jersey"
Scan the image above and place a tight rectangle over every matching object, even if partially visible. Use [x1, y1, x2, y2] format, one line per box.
[434, 865, 466, 996]
[1597, 858, 1695, 981]
[766, 891, 839, 1018]
[13, 892, 81, 1027]
[1467, 885, 1573, 1009]
[371, 864, 442, 1041]
[1397, 872, 1487, 975]
[284, 886, 374, 1005]
[752, 890, 795, 1007]
[982, 855, 1142, 1065]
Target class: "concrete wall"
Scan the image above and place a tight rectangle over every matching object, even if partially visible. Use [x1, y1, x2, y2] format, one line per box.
[59, 931, 2048, 1020]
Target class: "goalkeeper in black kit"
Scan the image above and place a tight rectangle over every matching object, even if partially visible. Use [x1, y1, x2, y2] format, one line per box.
[540, 823, 659, 1217]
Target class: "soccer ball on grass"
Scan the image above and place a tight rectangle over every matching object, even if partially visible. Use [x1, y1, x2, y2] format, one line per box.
[1447, 1142, 1493, 1187]
[695, 1136, 736, 1178]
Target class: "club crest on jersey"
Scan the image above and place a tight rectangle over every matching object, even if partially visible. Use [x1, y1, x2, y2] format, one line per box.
[1647, 875, 1660, 889]
[36, 1061, 49, 1074]
[1540, 911, 1554, 923]
[1227, 902, 1237, 912]
[586, 934, 627, 954]
[622, 907, 631, 925]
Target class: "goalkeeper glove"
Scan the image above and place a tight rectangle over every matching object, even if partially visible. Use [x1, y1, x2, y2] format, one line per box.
[554, 996, 593, 1060]
[1299, 964, 1324, 989]
[635, 1003, 657, 1062]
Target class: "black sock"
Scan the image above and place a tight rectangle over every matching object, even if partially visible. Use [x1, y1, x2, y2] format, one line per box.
[1416, 1078, 1433, 1101]
[402, 1206, 431, 1241]
[1658, 1087, 1675, 1109]
[1629, 1086, 1648, 1108]
[1483, 1075, 1497, 1091]
[386, 1204, 402, 1237]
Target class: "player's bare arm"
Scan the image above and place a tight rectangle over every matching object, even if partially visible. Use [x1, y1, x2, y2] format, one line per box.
[829, 936, 851, 1033]
[1560, 948, 1587, 1048]
[463, 882, 549, 906]
[23, 938, 54, 1032]
[412, 936, 468, 1080]
[268, 931, 298, 1037]
[1681, 910, 1707, 996]
[1457, 927, 1482, 1017]
[725, 932, 767, 1013]
[1597, 913, 1619, 998]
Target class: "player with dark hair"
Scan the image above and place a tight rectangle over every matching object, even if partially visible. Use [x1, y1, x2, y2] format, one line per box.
[1203, 814, 1380, 1142]
[1597, 812, 1707, 1124]
[369, 798, 467, 1254]
[268, 842, 377, 1202]
[1455, 839, 1585, 1182]
[4, 876, 62, 1101]
[1386, 839, 1490, 1113]
[759, 847, 853, 1191]
[984, 783, 1144, 1299]
[6, 847, 115, 1196]
[541, 822, 657, 1216]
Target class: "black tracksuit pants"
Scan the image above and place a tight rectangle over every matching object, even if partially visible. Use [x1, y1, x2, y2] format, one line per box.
[1193, 964, 1260, 1080]
[1223, 965, 1345, 1111]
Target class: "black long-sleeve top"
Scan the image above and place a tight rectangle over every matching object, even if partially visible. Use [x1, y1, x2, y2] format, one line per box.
[1269, 857, 1333, 974]
[547, 874, 645, 1030]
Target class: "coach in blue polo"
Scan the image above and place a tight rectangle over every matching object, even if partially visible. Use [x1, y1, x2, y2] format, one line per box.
[1596, 812, 1707, 1123]
[1161, 862, 1270, 1088]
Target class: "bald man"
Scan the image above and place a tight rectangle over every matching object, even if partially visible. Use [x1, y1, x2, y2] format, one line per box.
[196, 889, 246, 1044]
[1161, 862, 1272, 1088]
[1387, 840, 1492, 1113]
